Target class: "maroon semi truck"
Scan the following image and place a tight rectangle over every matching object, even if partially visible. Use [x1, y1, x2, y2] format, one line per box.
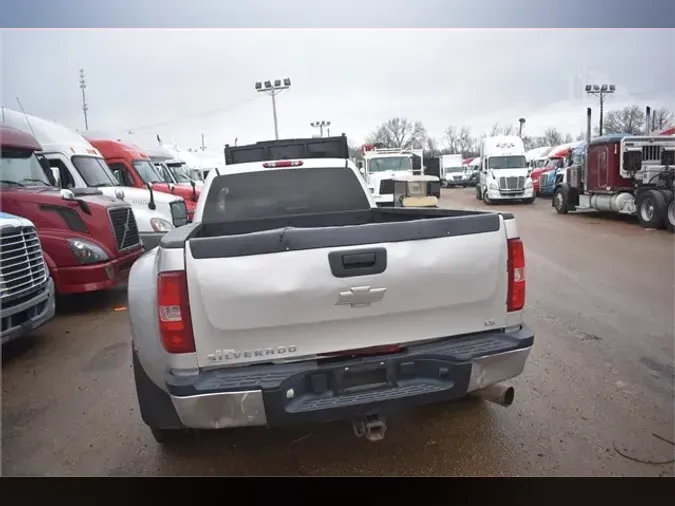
[0, 124, 145, 294]
[552, 107, 675, 232]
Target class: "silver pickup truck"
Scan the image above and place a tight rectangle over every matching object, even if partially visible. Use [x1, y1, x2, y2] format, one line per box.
[128, 156, 534, 445]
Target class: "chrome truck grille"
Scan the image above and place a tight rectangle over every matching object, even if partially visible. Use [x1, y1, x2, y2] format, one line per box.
[170, 201, 189, 227]
[0, 226, 48, 302]
[108, 207, 141, 251]
[499, 176, 525, 191]
[379, 180, 395, 195]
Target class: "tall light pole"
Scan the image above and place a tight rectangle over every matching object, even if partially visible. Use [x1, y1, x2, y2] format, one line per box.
[310, 120, 331, 137]
[255, 78, 291, 140]
[585, 83, 615, 136]
[79, 69, 89, 130]
[518, 117, 526, 137]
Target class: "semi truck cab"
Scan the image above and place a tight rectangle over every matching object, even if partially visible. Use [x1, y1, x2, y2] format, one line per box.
[360, 144, 439, 206]
[0, 124, 144, 295]
[86, 138, 199, 221]
[477, 136, 535, 205]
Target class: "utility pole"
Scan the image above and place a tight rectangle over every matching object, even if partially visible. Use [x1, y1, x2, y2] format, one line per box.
[311, 120, 331, 137]
[79, 69, 89, 130]
[585, 83, 615, 136]
[255, 78, 292, 140]
[200, 133, 206, 151]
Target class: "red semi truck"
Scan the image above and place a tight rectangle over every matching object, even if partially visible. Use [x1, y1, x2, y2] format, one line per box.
[553, 107, 675, 232]
[85, 137, 200, 221]
[0, 125, 144, 294]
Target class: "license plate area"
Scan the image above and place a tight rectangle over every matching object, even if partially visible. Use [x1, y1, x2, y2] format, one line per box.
[340, 364, 389, 393]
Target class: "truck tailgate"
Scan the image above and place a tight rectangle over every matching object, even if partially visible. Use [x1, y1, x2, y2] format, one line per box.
[185, 222, 509, 368]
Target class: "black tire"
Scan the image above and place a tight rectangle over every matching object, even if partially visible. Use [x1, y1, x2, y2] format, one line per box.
[523, 197, 536, 205]
[475, 184, 482, 201]
[483, 189, 494, 205]
[553, 187, 568, 214]
[666, 199, 675, 233]
[636, 189, 666, 229]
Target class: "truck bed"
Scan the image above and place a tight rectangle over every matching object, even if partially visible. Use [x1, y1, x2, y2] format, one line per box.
[161, 208, 515, 369]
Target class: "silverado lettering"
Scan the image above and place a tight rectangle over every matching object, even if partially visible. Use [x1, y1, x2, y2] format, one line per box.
[207, 345, 298, 361]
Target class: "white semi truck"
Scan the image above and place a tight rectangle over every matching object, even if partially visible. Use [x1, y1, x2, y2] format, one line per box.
[476, 136, 536, 205]
[358, 144, 440, 206]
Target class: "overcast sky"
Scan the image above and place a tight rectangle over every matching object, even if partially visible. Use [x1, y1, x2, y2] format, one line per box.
[2, 29, 674, 151]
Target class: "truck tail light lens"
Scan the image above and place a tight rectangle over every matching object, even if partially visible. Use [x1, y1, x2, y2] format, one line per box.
[157, 271, 195, 354]
[507, 238, 525, 312]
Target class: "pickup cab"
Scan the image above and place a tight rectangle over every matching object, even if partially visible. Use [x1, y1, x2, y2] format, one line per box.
[129, 153, 534, 445]
[1, 211, 56, 345]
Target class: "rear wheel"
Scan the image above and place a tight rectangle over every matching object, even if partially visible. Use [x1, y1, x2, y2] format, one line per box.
[475, 184, 482, 200]
[636, 189, 666, 229]
[666, 199, 675, 233]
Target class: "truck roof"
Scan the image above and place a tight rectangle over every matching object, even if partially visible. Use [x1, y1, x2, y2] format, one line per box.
[225, 135, 349, 165]
[1, 108, 102, 157]
[481, 135, 525, 156]
[0, 124, 41, 151]
[85, 136, 151, 160]
[588, 134, 629, 146]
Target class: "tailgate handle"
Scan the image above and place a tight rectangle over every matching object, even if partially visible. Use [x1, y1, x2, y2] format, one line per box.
[328, 248, 387, 278]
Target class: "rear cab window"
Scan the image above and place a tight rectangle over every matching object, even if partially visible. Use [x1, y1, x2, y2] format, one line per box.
[202, 167, 370, 223]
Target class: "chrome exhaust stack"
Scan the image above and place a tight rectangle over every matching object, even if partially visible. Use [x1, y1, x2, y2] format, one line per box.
[471, 383, 515, 407]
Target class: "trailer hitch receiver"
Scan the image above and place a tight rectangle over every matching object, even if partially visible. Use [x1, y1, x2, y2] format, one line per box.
[352, 413, 387, 442]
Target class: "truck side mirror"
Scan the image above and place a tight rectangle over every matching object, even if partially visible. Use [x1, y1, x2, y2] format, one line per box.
[50, 167, 61, 188]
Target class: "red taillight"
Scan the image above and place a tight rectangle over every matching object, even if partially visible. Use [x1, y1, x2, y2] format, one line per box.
[262, 160, 304, 168]
[507, 238, 525, 312]
[157, 271, 195, 354]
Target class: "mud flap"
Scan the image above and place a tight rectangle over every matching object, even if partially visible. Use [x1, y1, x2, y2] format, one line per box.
[132, 346, 184, 430]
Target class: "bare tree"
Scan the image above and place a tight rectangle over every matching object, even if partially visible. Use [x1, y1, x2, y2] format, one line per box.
[348, 143, 362, 160]
[425, 137, 442, 157]
[543, 128, 565, 146]
[456, 126, 474, 154]
[603, 105, 645, 135]
[443, 125, 474, 154]
[650, 107, 674, 132]
[366, 117, 427, 149]
[489, 123, 503, 136]
[575, 131, 586, 142]
[563, 133, 573, 143]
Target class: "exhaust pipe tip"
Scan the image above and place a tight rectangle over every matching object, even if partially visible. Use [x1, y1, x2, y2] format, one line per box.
[502, 386, 515, 407]
[471, 383, 515, 407]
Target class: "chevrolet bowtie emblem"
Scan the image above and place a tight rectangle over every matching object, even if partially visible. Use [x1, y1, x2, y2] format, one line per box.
[336, 286, 387, 308]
